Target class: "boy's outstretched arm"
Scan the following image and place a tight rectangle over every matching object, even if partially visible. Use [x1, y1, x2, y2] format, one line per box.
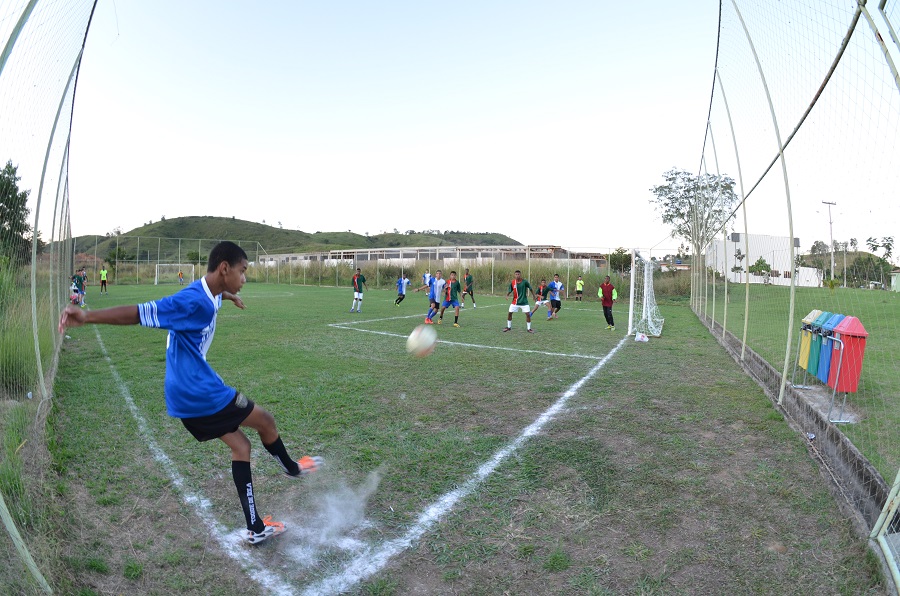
[58, 304, 140, 333]
[222, 292, 245, 309]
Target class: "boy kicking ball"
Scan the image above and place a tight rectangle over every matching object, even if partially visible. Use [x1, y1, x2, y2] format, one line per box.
[58, 241, 321, 545]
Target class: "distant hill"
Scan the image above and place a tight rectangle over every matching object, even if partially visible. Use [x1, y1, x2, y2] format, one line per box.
[69, 216, 521, 260]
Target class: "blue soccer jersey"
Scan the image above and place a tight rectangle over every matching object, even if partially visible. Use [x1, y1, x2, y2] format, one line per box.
[548, 281, 564, 300]
[397, 277, 411, 295]
[138, 277, 235, 418]
[430, 278, 446, 301]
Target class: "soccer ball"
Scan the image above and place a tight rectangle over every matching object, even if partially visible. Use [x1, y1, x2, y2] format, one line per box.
[406, 324, 437, 358]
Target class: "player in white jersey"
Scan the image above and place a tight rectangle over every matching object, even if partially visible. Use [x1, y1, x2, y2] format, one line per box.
[58, 241, 321, 545]
[414, 269, 445, 324]
[395, 272, 412, 306]
[547, 273, 565, 319]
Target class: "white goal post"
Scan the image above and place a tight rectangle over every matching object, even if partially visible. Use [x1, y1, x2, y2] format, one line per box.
[155, 264, 196, 286]
[628, 249, 665, 337]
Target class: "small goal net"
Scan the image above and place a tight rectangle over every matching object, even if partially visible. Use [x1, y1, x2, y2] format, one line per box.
[155, 264, 195, 286]
[629, 250, 665, 337]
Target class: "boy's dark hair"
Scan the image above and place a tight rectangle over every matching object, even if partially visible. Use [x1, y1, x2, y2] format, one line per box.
[208, 241, 248, 272]
[450, 271, 457, 276]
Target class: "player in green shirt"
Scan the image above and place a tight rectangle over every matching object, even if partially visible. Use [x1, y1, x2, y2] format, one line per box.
[460, 268, 476, 309]
[350, 268, 369, 313]
[504, 270, 537, 333]
[438, 271, 463, 327]
[100, 266, 108, 295]
[575, 276, 584, 301]
[71, 270, 86, 307]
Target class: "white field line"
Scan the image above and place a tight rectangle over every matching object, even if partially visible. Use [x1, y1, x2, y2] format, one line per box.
[329, 305, 602, 360]
[330, 324, 602, 360]
[303, 334, 629, 595]
[91, 328, 296, 596]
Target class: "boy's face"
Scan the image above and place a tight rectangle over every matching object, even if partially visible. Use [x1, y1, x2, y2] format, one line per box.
[450, 273, 456, 280]
[514, 271, 522, 281]
[223, 259, 248, 293]
[554, 275, 560, 281]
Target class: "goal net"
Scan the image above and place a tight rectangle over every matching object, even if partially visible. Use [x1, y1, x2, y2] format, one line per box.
[155, 264, 195, 286]
[629, 250, 664, 337]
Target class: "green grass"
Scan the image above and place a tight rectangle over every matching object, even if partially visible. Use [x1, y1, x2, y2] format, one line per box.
[701, 280, 900, 477]
[40, 283, 884, 594]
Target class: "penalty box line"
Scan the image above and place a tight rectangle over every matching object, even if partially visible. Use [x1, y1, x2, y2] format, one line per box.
[329, 322, 602, 360]
[304, 334, 631, 595]
[90, 327, 296, 596]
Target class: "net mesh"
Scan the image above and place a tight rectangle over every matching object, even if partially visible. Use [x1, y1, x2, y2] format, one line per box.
[694, 0, 900, 574]
[631, 250, 664, 337]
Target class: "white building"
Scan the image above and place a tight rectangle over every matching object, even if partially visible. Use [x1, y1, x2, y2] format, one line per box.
[705, 233, 819, 288]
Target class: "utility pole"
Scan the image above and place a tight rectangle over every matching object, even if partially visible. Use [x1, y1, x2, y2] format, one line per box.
[822, 201, 836, 281]
[843, 242, 847, 288]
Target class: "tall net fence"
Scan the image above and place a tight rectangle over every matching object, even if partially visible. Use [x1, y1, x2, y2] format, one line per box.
[694, 0, 900, 582]
[196, 242, 684, 305]
[1, 0, 95, 592]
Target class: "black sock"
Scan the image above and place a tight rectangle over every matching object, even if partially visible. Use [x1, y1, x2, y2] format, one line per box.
[264, 436, 300, 475]
[454, 315, 458, 323]
[232, 461, 264, 533]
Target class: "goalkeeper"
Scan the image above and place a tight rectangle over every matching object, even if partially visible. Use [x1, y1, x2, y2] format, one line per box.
[598, 275, 617, 330]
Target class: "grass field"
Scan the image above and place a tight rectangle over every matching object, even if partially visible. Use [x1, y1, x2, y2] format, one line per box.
[42, 283, 883, 595]
[701, 281, 900, 478]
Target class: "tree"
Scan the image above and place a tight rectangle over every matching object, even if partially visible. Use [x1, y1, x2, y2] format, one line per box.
[0, 160, 34, 264]
[808, 240, 830, 279]
[881, 236, 894, 261]
[850, 238, 858, 252]
[608, 247, 630, 274]
[748, 257, 771, 276]
[732, 248, 745, 282]
[186, 251, 205, 265]
[866, 237, 880, 253]
[105, 247, 134, 273]
[649, 168, 739, 257]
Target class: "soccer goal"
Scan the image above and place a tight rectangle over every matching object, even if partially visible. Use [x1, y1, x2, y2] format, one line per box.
[628, 250, 665, 337]
[155, 264, 195, 286]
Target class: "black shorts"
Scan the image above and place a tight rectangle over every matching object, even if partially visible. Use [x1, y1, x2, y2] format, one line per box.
[551, 299, 562, 310]
[181, 392, 255, 442]
[576, 290, 583, 295]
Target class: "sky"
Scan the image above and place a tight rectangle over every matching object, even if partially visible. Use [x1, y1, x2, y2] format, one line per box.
[66, 1, 721, 252]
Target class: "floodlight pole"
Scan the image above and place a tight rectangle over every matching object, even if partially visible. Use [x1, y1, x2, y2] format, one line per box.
[822, 201, 836, 280]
